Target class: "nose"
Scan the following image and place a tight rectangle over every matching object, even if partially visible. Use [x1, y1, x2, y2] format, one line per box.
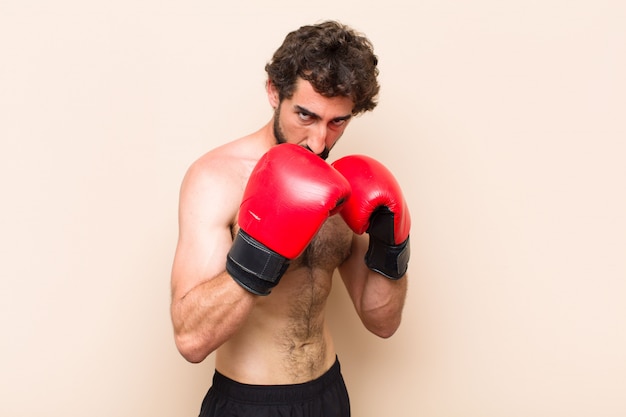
[306, 125, 327, 156]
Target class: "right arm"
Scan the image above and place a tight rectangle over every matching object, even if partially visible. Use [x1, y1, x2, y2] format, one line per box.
[170, 158, 257, 363]
[171, 144, 353, 362]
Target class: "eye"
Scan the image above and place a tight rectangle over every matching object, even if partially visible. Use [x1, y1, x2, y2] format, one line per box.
[298, 111, 313, 122]
[331, 119, 347, 127]
[297, 111, 318, 125]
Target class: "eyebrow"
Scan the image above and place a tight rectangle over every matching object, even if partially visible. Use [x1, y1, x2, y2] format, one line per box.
[294, 105, 352, 122]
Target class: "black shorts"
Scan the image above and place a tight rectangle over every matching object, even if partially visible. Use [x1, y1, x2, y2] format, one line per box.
[198, 357, 350, 417]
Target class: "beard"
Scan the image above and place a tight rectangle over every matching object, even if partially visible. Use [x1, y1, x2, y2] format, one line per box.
[273, 105, 330, 160]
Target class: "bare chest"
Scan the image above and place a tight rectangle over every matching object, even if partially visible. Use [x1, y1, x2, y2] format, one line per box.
[231, 214, 353, 271]
[228, 215, 353, 380]
[289, 215, 353, 271]
[231, 214, 353, 322]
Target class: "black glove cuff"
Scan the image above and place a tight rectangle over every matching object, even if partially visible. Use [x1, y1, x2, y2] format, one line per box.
[226, 230, 290, 295]
[365, 235, 410, 280]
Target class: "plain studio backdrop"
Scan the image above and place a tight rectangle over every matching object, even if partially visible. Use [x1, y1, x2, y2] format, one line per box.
[1, 1, 625, 416]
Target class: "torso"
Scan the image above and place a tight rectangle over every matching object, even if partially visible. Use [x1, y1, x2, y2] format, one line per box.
[211, 133, 355, 385]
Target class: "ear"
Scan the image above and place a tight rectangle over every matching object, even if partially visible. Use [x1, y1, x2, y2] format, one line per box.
[266, 80, 280, 109]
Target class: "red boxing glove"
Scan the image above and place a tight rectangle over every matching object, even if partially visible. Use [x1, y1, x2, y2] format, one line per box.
[227, 144, 351, 295]
[332, 155, 411, 279]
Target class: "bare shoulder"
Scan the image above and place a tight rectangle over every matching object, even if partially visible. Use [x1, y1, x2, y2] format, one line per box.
[179, 137, 262, 225]
[171, 136, 267, 296]
[183, 142, 246, 196]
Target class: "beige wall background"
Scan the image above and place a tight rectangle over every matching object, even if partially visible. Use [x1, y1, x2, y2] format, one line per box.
[2, 0, 625, 416]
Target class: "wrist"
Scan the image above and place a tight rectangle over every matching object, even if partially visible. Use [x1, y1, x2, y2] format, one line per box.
[226, 230, 290, 295]
[365, 235, 410, 280]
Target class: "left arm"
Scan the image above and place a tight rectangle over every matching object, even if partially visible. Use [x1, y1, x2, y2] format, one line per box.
[332, 154, 411, 338]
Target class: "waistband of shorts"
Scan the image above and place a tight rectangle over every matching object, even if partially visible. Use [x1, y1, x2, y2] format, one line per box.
[211, 357, 342, 404]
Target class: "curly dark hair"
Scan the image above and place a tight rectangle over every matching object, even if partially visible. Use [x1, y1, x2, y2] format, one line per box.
[265, 21, 380, 115]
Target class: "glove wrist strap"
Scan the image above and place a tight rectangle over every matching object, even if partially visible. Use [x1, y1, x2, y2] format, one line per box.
[366, 235, 410, 280]
[226, 230, 289, 295]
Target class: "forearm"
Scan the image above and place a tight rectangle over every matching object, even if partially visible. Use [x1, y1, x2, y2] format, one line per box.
[358, 270, 408, 338]
[171, 271, 257, 363]
[340, 234, 408, 338]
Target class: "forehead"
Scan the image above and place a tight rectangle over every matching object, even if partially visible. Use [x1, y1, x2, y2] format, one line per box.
[290, 78, 354, 116]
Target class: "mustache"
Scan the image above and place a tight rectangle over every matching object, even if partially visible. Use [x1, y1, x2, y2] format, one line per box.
[304, 146, 330, 160]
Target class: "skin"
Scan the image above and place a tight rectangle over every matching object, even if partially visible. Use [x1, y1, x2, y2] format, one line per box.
[170, 77, 408, 384]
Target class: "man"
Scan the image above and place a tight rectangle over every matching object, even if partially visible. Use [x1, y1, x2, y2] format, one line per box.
[170, 20, 411, 417]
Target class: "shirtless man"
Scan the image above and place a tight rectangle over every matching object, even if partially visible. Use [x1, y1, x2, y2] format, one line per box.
[170, 21, 410, 417]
